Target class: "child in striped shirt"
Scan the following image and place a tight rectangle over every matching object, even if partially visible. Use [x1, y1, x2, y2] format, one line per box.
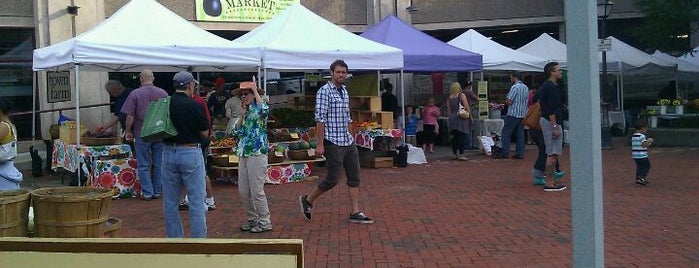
[631, 120, 654, 186]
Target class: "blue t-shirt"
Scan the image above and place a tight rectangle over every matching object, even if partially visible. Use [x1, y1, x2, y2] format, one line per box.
[405, 114, 419, 135]
[113, 88, 133, 130]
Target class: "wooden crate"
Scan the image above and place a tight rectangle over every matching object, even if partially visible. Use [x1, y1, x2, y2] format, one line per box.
[371, 157, 394, 168]
[350, 96, 381, 112]
[351, 111, 393, 129]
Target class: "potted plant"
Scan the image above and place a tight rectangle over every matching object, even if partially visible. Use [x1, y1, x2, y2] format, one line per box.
[671, 98, 686, 115]
[488, 102, 504, 119]
[645, 109, 658, 128]
[657, 99, 671, 114]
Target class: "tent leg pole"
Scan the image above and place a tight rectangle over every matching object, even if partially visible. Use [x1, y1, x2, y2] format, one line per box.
[400, 69, 405, 144]
[75, 65, 82, 187]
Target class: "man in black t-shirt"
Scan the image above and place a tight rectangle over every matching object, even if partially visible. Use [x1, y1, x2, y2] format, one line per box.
[161, 71, 209, 238]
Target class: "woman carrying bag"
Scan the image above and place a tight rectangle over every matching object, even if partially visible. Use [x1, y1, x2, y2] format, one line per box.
[446, 82, 472, 161]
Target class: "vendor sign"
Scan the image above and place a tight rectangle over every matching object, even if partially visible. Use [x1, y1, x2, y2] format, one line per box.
[47, 71, 71, 103]
[195, 0, 299, 22]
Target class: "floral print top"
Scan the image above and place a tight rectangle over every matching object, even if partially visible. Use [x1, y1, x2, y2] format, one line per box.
[235, 101, 269, 157]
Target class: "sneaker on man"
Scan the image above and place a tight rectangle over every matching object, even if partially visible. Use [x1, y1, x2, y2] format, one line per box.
[533, 176, 546, 186]
[554, 170, 566, 181]
[299, 195, 312, 221]
[543, 184, 567, 192]
[250, 223, 273, 233]
[205, 196, 216, 211]
[239, 220, 256, 232]
[178, 201, 189, 210]
[349, 211, 374, 224]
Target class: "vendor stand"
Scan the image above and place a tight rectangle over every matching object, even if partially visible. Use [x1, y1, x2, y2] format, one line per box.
[51, 139, 137, 198]
[208, 127, 326, 185]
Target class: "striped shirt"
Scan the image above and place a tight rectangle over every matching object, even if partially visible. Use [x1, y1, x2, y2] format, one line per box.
[631, 133, 648, 159]
[315, 82, 353, 146]
[506, 81, 529, 118]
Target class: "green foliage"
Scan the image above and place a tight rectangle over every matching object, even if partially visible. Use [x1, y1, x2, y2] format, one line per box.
[270, 108, 316, 128]
[633, 0, 699, 55]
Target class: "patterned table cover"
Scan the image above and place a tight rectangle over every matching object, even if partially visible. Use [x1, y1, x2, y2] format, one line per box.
[354, 129, 403, 150]
[266, 162, 314, 185]
[51, 139, 136, 198]
[51, 139, 133, 173]
[92, 158, 140, 198]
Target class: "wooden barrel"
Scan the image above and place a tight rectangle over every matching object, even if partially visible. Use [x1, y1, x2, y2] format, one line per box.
[0, 189, 30, 237]
[30, 187, 112, 238]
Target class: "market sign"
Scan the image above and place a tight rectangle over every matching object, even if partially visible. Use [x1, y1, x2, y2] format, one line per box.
[47, 71, 71, 103]
[195, 0, 299, 23]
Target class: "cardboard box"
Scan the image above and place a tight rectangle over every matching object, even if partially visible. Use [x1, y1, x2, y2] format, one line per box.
[59, 122, 87, 144]
[371, 157, 394, 168]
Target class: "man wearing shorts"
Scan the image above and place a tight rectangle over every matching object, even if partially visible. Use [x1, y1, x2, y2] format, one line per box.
[298, 59, 373, 224]
[539, 62, 567, 192]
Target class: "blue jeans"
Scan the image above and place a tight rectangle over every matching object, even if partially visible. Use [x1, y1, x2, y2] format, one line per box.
[634, 158, 650, 178]
[161, 145, 207, 238]
[135, 138, 163, 198]
[500, 116, 525, 157]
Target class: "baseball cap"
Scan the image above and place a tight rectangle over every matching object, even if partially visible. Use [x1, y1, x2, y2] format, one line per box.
[173, 71, 198, 88]
[215, 77, 226, 87]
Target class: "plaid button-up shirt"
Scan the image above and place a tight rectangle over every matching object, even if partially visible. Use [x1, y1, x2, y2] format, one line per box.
[315, 82, 353, 146]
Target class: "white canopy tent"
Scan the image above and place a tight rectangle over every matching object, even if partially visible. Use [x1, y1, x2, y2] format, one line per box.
[447, 29, 547, 72]
[33, 0, 261, 72]
[517, 33, 567, 67]
[653, 50, 699, 99]
[31, 0, 262, 185]
[233, 2, 403, 71]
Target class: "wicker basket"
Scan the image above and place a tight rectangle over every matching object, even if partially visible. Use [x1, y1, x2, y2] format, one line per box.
[30, 187, 112, 238]
[288, 149, 315, 160]
[81, 136, 122, 146]
[268, 153, 285, 164]
[212, 155, 238, 167]
[0, 189, 30, 237]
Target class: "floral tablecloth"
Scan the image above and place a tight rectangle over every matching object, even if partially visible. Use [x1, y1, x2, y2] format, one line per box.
[266, 162, 314, 185]
[51, 139, 133, 173]
[354, 129, 403, 150]
[92, 158, 140, 198]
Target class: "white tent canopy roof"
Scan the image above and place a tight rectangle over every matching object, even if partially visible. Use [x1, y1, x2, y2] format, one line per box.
[652, 50, 699, 73]
[233, 2, 403, 70]
[517, 33, 567, 67]
[447, 29, 547, 71]
[603, 37, 676, 72]
[32, 0, 260, 72]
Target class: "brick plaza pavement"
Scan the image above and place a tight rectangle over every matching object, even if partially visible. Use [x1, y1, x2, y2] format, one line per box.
[26, 140, 699, 267]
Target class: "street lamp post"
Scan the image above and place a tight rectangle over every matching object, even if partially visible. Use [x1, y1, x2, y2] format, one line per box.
[598, 0, 614, 149]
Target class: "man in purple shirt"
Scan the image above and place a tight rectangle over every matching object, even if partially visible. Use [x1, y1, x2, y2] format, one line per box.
[121, 69, 168, 200]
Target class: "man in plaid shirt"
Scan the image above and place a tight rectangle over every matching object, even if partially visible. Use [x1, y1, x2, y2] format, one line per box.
[298, 60, 374, 224]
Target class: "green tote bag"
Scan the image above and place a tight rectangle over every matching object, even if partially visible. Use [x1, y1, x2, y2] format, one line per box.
[140, 96, 178, 141]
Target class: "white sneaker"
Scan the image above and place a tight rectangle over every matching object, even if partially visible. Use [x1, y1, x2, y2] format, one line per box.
[205, 196, 216, 211]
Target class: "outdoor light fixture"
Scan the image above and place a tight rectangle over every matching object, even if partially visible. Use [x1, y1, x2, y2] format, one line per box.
[597, 0, 614, 150]
[67, 5, 80, 16]
[405, 5, 419, 12]
[501, 29, 519, 34]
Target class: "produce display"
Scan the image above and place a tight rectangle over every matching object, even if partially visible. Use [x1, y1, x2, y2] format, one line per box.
[351, 121, 380, 129]
[211, 137, 236, 147]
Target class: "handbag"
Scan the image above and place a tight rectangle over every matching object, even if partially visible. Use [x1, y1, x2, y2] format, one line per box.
[0, 121, 17, 162]
[140, 96, 178, 142]
[457, 94, 471, 119]
[523, 102, 541, 130]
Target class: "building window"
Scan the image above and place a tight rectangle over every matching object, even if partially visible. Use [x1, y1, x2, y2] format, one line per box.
[0, 28, 34, 140]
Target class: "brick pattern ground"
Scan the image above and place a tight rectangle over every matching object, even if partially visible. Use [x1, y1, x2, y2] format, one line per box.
[30, 140, 699, 267]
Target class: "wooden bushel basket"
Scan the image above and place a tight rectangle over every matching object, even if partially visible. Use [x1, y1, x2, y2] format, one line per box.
[0, 189, 30, 237]
[30, 187, 112, 238]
